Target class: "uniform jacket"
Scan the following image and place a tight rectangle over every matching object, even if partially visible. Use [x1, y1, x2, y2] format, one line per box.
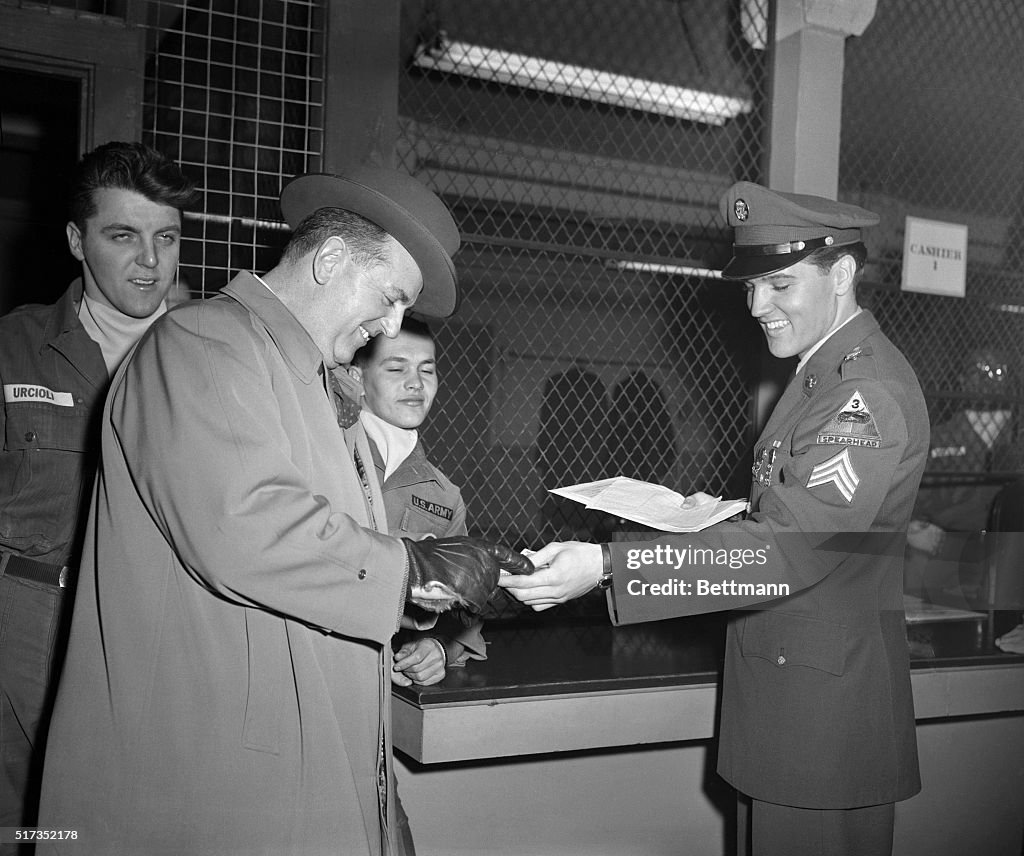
[372, 440, 486, 661]
[606, 310, 927, 808]
[38, 272, 408, 855]
[0, 279, 107, 565]
[376, 440, 467, 539]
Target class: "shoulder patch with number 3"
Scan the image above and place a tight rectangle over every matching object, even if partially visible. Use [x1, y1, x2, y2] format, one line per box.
[816, 389, 881, 448]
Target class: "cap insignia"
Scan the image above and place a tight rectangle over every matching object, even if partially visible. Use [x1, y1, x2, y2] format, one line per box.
[734, 198, 749, 222]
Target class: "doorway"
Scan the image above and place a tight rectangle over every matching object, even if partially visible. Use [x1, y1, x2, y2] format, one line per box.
[0, 66, 81, 314]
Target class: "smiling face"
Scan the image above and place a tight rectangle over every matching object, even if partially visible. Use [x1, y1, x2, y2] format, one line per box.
[350, 327, 438, 429]
[744, 257, 857, 359]
[67, 187, 182, 318]
[316, 234, 423, 369]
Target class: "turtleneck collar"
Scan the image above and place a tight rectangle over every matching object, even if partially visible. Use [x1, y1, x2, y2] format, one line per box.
[359, 409, 418, 482]
[77, 292, 166, 376]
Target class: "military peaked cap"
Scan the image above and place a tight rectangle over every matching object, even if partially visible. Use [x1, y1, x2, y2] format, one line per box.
[719, 181, 879, 280]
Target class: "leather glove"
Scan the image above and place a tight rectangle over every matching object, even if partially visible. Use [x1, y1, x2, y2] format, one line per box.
[403, 536, 534, 613]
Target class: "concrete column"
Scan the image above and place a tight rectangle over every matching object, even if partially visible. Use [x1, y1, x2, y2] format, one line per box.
[768, 0, 878, 196]
[322, 0, 400, 171]
[751, 1, 879, 431]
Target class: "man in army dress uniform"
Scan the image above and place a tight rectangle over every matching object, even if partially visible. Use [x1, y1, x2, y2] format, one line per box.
[501, 182, 928, 856]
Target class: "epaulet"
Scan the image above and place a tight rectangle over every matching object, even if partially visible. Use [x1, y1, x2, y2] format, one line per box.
[838, 345, 879, 380]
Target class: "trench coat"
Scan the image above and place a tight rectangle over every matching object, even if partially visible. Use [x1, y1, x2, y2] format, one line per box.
[605, 310, 927, 808]
[37, 273, 408, 855]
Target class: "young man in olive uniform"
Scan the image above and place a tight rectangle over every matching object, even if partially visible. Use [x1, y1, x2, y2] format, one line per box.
[502, 182, 928, 856]
[349, 317, 486, 686]
[0, 142, 195, 841]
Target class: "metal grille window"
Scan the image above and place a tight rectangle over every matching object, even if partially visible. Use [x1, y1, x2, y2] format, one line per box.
[140, 0, 324, 297]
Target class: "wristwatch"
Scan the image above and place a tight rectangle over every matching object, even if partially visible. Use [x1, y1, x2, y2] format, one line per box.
[597, 543, 613, 590]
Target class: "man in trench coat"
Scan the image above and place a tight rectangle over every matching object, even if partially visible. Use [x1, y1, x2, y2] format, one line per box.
[501, 183, 927, 856]
[36, 168, 526, 855]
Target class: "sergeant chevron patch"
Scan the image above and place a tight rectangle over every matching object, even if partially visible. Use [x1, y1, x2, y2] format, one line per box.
[806, 448, 859, 502]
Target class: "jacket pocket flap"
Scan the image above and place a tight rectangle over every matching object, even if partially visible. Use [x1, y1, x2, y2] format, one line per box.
[741, 611, 847, 676]
[5, 402, 90, 452]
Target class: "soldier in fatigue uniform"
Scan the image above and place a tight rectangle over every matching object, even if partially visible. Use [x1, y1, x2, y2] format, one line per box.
[347, 316, 487, 685]
[502, 182, 928, 856]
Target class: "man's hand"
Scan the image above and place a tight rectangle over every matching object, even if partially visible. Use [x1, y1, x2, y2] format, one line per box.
[404, 536, 533, 613]
[907, 519, 944, 555]
[391, 638, 447, 686]
[498, 542, 603, 610]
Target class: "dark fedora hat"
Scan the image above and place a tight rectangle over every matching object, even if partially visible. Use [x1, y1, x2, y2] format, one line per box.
[280, 167, 460, 318]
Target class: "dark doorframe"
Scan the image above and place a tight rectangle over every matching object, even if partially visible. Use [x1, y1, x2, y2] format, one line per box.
[0, 66, 82, 313]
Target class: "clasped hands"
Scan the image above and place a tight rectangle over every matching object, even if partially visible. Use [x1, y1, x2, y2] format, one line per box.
[403, 537, 609, 614]
[498, 541, 605, 611]
[404, 535, 532, 613]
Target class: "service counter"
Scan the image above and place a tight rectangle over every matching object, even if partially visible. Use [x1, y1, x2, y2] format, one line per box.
[392, 605, 1024, 856]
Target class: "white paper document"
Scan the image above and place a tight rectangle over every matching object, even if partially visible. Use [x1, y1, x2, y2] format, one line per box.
[550, 477, 748, 533]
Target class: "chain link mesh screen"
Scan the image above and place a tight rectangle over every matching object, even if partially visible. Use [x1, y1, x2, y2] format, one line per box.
[841, 0, 1024, 498]
[398, 0, 770, 565]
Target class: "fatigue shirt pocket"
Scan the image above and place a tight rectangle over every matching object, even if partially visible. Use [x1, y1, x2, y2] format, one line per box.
[1, 400, 92, 549]
[242, 609, 284, 754]
[396, 502, 450, 539]
[4, 398, 91, 453]
[741, 611, 848, 676]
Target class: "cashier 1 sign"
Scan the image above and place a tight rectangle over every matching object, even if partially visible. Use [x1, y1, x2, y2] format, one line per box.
[900, 215, 968, 298]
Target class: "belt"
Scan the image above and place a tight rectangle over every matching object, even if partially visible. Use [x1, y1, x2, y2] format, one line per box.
[0, 551, 72, 588]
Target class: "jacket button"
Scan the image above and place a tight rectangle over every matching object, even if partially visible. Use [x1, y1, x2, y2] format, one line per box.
[24, 431, 36, 442]
[358, 569, 367, 580]
[776, 655, 786, 666]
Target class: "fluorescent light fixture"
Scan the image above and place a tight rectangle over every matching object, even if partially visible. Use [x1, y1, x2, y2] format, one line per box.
[414, 38, 753, 126]
[610, 260, 723, 279]
[185, 211, 290, 232]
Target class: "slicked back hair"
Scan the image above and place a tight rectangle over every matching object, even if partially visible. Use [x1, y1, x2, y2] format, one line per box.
[69, 141, 196, 230]
[805, 241, 868, 277]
